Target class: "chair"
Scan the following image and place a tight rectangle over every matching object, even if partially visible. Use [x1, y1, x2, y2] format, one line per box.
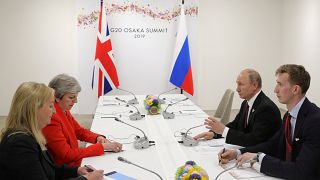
[214, 89, 234, 125]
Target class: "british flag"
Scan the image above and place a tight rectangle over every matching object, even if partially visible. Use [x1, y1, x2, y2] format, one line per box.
[92, 0, 119, 97]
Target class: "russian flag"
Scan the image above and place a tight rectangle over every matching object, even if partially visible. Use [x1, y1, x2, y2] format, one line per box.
[170, 2, 194, 96]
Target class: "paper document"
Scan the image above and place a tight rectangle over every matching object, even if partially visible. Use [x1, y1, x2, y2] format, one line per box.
[199, 138, 225, 147]
[220, 161, 266, 179]
[193, 146, 221, 153]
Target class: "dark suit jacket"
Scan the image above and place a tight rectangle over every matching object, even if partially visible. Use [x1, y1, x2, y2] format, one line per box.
[240, 98, 320, 179]
[0, 131, 86, 180]
[225, 91, 282, 147]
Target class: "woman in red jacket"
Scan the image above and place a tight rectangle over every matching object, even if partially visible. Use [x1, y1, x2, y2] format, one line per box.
[42, 74, 122, 166]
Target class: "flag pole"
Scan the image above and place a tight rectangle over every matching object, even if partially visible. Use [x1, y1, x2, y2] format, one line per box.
[170, 0, 194, 96]
[181, 0, 184, 95]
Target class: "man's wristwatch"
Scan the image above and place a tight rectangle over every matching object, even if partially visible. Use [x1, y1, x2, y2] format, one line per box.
[256, 152, 262, 162]
[250, 152, 262, 167]
[209, 130, 223, 139]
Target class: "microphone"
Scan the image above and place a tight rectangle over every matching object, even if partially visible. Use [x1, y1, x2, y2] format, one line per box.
[157, 87, 178, 104]
[162, 97, 188, 119]
[117, 88, 139, 105]
[118, 156, 163, 180]
[115, 97, 145, 120]
[114, 118, 151, 149]
[181, 124, 204, 146]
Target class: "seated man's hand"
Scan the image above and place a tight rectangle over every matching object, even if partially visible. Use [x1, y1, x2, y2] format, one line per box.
[205, 116, 225, 134]
[218, 149, 237, 164]
[193, 131, 214, 140]
[236, 152, 257, 167]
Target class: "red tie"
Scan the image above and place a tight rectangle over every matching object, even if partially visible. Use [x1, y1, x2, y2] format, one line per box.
[244, 102, 249, 128]
[285, 113, 292, 161]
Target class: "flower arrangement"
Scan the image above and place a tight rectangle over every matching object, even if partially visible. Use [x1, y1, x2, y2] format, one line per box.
[175, 161, 209, 180]
[144, 95, 161, 115]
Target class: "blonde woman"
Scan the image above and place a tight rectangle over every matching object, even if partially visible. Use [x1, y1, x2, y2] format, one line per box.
[0, 82, 104, 180]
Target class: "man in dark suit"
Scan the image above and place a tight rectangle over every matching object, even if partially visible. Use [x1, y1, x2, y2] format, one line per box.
[220, 64, 320, 179]
[194, 69, 282, 147]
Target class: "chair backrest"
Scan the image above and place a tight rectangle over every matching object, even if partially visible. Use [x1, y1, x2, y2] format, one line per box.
[214, 89, 234, 125]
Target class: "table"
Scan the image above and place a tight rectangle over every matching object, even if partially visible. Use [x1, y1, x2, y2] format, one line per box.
[82, 94, 279, 180]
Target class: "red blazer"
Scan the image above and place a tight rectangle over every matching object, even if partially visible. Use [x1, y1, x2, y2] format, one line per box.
[42, 102, 104, 166]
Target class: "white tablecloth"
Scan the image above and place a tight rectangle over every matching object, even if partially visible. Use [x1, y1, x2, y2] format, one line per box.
[82, 94, 279, 180]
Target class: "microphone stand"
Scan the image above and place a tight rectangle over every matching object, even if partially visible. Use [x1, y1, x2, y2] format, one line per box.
[157, 87, 178, 104]
[181, 124, 204, 146]
[118, 157, 163, 180]
[115, 97, 145, 120]
[114, 118, 150, 149]
[162, 98, 188, 119]
[117, 88, 139, 105]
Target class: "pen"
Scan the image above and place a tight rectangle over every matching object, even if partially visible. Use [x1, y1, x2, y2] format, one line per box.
[84, 165, 96, 172]
[104, 149, 125, 152]
[219, 148, 225, 164]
